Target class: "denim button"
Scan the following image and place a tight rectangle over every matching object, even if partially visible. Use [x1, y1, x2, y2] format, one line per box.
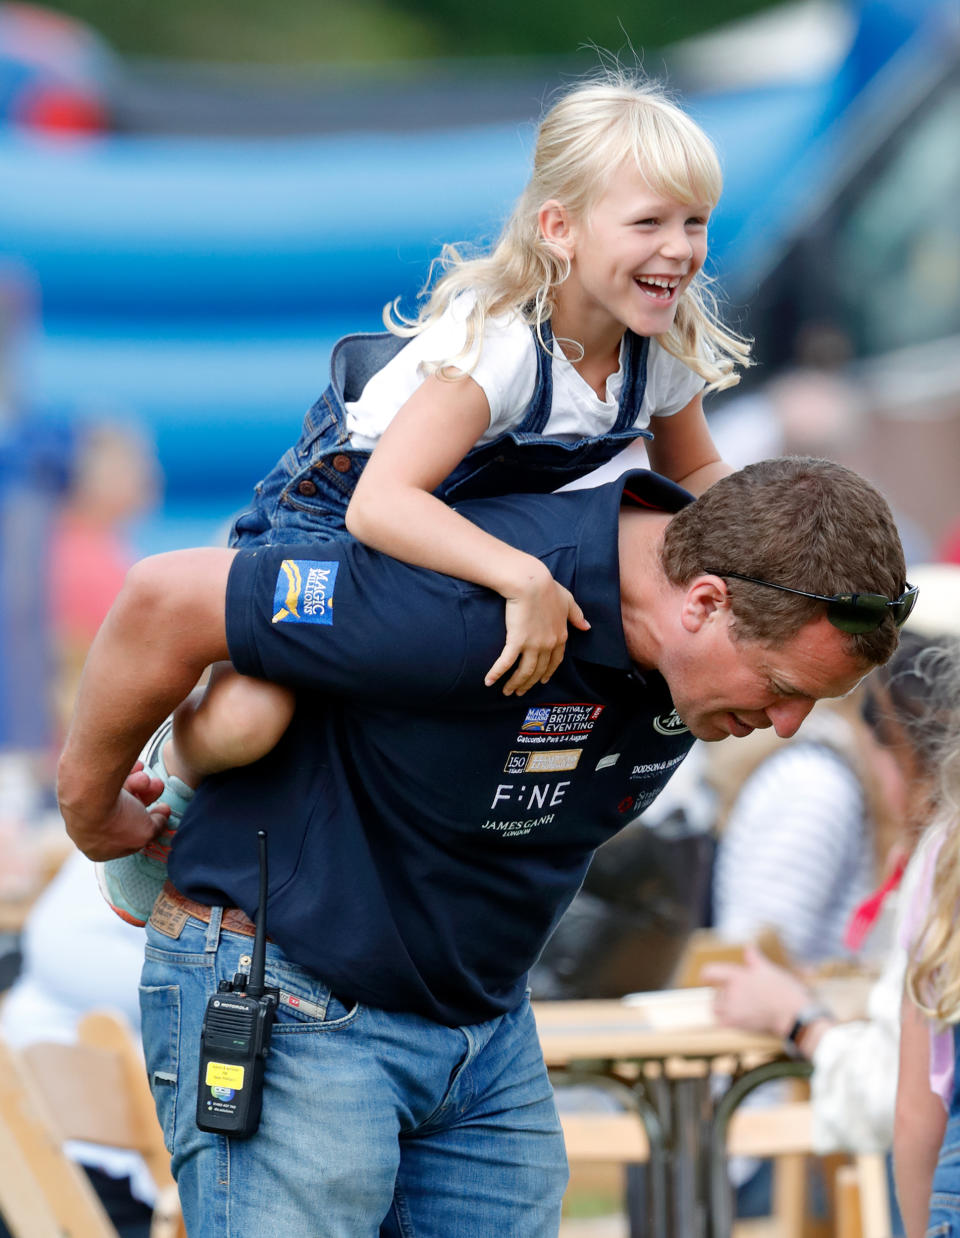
[298, 479, 318, 497]
[331, 454, 351, 473]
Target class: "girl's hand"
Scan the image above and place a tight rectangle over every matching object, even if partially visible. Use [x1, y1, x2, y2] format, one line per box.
[71, 765, 172, 862]
[122, 758, 167, 811]
[485, 571, 590, 696]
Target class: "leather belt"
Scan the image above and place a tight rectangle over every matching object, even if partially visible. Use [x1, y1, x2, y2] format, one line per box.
[156, 881, 270, 940]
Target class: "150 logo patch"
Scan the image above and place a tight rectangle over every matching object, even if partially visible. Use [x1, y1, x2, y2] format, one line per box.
[504, 749, 583, 774]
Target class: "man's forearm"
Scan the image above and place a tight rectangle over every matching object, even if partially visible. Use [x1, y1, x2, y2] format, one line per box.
[57, 548, 235, 857]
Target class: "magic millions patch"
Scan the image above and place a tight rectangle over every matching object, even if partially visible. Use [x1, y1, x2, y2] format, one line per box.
[272, 559, 339, 625]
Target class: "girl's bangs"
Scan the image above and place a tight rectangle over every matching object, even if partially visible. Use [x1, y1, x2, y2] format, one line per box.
[629, 113, 722, 207]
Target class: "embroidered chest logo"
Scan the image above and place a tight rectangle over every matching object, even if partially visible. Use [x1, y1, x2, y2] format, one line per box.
[517, 703, 604, 745]
[272, 559, 339, 625]
[652, 708, 689, 737]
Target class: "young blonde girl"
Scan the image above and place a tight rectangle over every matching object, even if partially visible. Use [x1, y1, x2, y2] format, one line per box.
[894, 639, 960, 1237]
[100, 70, 750, 924]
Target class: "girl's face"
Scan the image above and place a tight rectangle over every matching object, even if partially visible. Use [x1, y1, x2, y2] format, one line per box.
[546, 159, 711, 343]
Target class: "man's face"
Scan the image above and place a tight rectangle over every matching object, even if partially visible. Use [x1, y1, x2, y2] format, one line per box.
[663, 607, 870, 743]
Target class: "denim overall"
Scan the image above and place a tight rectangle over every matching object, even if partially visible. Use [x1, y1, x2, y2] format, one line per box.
[229, 321, 652, 548]
[927, 1025, 960, 1235]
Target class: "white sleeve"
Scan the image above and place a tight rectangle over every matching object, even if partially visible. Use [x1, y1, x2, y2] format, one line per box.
[644, 339, 706, 419]
[712, 746, 867, 963]
[401, 301, 538, 438]
[809, 997, 902, 1153]
[465, 314, 539, 438]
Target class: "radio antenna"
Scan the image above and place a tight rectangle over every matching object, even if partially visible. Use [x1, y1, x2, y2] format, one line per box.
[247, 830, 268, 999]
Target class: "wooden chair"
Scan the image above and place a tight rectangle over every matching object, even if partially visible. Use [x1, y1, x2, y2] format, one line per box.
[834, 1157, 892, 1238]
[559, 1099, 893, 1238]
[0, 1011, 184, 1238]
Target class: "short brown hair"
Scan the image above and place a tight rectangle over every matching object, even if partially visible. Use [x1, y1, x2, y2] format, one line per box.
[660, 456, 906, 665]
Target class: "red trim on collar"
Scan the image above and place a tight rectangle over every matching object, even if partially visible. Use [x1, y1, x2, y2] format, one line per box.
[622, 487, 667, 511]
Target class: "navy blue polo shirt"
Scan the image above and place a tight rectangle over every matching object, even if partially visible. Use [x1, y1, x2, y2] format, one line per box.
[170, 470, 697, 1026]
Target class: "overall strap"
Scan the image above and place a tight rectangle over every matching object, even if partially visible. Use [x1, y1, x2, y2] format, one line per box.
[610, 331, 650, 433]
[515, 322, 650, 437]
[513, 319, 555, 435]
[329, 332, 410, 407]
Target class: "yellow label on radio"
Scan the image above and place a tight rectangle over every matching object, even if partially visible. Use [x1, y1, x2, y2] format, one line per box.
[205, 1061, 245, 1089]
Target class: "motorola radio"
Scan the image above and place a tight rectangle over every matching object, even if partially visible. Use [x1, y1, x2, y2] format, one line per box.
[196, 830, 278, 1138]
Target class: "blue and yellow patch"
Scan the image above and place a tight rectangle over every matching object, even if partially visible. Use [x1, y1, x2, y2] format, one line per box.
[272, 559, 339, 625]
[520, 707, 551, 733]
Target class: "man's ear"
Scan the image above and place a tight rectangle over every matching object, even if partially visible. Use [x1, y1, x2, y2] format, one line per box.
[680, 575, 731, 633]
[538, 200, 576, 258]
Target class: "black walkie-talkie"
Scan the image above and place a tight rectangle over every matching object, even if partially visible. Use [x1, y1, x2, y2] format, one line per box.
[196, 830, 278, 1138]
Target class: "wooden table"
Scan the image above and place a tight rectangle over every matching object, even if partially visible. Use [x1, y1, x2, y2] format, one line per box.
[535, 994, 785, 1065]
[534, 993, 810, 1238]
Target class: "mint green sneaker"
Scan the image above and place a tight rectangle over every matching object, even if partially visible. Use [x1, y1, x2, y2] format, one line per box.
[95, 718, 194, 926]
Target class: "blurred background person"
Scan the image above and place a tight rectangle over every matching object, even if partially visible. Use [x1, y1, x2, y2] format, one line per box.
[47, 421, 160, 737]
[0, 848, 156, 1238]
[709, 686, 896, 976]
[705, 569, 960, 1231]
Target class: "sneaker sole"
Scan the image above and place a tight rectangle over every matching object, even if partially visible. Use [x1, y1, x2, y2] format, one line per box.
[95, 861, 149, 928]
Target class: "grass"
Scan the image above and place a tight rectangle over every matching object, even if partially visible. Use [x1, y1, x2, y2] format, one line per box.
[47, 0, 784, 63]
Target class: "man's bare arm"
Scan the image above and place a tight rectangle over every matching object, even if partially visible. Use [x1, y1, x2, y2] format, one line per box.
[57, 548, 236, 860]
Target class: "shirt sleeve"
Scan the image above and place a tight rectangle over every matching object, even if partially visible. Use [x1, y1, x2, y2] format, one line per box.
[466, 313, 539, 438]
[644, 339, 706, 419]
[225, 541, 481, 704]
[898, 824, 943, 953]
[808, 897, 909, 1152]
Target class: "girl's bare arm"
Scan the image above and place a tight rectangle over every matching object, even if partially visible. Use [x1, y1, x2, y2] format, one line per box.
[57, 548, 235, 860]
[346, 371, 588, 695]
[894, 986, 946, 1237]
[646, 393, 731, 495]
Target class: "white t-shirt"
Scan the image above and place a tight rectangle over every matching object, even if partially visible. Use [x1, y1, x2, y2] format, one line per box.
[345, 295, 704, 452]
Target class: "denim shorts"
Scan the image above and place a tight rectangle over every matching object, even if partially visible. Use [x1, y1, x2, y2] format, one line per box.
[140, 910, 568, 1237]
[229, 395, 359, 548]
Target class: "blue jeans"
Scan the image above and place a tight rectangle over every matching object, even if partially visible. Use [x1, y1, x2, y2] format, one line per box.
[925, 1025, 960, 1236]
[140, 911, 568, 1237]
[929, 1112, 960, 1236]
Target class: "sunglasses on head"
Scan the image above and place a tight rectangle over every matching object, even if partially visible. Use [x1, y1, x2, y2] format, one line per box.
[709, 572, 919, 635]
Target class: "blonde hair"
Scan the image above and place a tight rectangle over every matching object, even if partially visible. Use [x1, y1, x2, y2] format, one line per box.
[385, 71, 751, 391]
[900, 639, 960, 1024]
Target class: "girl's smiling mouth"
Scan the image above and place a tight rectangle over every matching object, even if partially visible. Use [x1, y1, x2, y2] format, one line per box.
[634, 275, 681, 301]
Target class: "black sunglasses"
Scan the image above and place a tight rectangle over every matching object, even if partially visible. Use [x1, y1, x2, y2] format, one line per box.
[709, 572, 919, 635]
